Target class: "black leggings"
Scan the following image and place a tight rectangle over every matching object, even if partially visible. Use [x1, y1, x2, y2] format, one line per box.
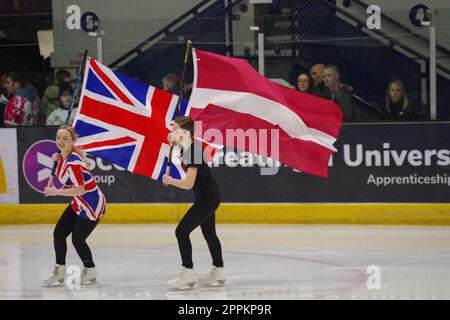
[175, 198, 223, 269]
[53, 205, 98, 268]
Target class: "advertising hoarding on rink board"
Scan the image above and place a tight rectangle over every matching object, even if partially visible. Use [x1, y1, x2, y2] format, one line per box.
[16, 122, 450, 204]
[0, 128, 19, 204]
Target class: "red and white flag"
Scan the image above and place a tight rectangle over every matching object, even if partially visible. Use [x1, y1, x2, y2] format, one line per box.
[186, 49, 343, 177]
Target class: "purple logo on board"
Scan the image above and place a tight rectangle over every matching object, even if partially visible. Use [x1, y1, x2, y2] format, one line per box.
[23, 140, 62, 193]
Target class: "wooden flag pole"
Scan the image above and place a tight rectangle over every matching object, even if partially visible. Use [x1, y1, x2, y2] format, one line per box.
[47, 49, 89, 188]
[65, 49, 89, 124]
[164, 40, 192, 186]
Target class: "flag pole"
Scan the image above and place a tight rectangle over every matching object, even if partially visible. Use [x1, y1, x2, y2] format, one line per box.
[65, 49, 89, 124]
[47, 49, 89, 188]
[164, 40, 192, 185]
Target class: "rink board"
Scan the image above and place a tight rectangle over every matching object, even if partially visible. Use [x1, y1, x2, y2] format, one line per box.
[1, 203, 450, 225]
[8, 122, 450, 204]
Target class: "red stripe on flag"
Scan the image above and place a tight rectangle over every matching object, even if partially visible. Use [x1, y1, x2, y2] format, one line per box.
[78, 136, 136, 150]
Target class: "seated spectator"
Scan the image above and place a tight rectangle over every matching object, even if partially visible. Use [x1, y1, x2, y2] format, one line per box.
[41, 69, 72, 119]
[162, 73, 180, 94]
[383, 79, 416, 120]
[310, 63, 327, 97]
[3, 71, 40, 126]
[46, 82, 72, 126]
[296, 72, 320, 96]
[0, 94, 7, 126]
[322, 65, 354, 121]
[1, 74, 7, 93]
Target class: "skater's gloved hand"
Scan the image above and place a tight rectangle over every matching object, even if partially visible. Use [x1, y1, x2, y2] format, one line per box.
[51, 153, 61, 162]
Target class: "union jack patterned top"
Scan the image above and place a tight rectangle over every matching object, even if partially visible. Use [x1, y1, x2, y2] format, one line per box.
[56, 150, 106, 221]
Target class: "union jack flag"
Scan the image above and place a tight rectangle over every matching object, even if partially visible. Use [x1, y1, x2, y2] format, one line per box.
[72, 57, 188, 181]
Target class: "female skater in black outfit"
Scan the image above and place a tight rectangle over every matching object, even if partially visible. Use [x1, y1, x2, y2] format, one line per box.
[162, 116, 225, 289]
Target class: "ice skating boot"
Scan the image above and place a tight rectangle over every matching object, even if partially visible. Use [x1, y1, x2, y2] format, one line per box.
[42, 264, 66, 286]
[80, 267, 97, 284]
[167, 267, 197, 289]
[198, 266, 226, 286]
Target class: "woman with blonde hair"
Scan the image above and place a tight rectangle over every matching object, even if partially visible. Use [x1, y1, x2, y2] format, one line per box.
[384, 79, 416, 120]
[42, 124, 106, 286]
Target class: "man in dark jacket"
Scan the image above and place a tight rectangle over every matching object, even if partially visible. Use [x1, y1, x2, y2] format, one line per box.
[322, 65, 355, 121]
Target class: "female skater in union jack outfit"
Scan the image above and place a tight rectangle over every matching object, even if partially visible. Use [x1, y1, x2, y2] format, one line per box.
[42, 124, 106, 286]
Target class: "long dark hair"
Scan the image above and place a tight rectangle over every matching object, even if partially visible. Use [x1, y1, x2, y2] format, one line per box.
[296, 72, 320, 96]
[174, 116, 194, 136]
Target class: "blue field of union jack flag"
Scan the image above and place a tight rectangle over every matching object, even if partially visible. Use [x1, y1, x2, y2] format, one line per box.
[72, 57, 188, 181]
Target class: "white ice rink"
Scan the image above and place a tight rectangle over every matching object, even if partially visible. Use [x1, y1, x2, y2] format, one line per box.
[1, 224, 449, 300]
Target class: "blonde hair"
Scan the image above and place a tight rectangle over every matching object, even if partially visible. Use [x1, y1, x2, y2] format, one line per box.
[386, 79, 410, 112]
[57, 125, 88, 165]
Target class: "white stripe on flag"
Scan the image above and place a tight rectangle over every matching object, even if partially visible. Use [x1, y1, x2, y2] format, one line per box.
[151, 143, 170, 180]
[165, 94, 180, 128]
[189, 88, 337, 151]
[94, 59, 148, 110]
[76, 132, 137, 152]
[170, 145, 186, 179]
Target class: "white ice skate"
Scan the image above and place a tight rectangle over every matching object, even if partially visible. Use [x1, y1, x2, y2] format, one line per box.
[198, 266, 226, 286]
[80, 267, 97, 284]
[167, 267, 197, 289]
[42, 264, 66, 286]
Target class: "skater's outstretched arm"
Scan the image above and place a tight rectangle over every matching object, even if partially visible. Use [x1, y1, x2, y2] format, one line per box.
[43, 185, 85, 197]
[162, 167, 197, 190]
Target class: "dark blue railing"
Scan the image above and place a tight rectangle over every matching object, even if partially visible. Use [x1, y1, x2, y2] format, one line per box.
[109, 0, 213, 68]
[352, 0, 450, 61]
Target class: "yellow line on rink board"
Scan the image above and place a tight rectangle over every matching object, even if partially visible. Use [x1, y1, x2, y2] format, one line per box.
[1, 203, 450, 225]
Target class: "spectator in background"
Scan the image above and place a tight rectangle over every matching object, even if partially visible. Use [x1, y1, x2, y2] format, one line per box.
[162, 73, 180, 94]
[0, 95, 7, 126]
[182, 81, 193, 99]
[296, 73, 320, 96]
[310, 63, 326, 97]
[46, 82, 72, 126]
[1, 73, 8, 126]
[383, 79, 416, 121]
[3, 71, 40, 126]
[41, 69, 72, 119]
[322, 65, 354, 121]
[0, 75, 7, 126]
[1, 74, 7, 93]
